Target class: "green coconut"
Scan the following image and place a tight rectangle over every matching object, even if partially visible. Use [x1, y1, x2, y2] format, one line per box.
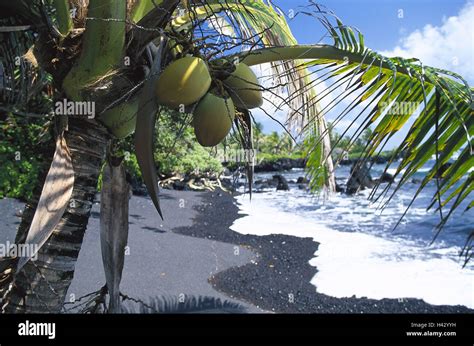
[193, 92, 235, 147]
[155, 56, 211, 108]
[223, 62, 263, 109]
[99, 99, 138, 138]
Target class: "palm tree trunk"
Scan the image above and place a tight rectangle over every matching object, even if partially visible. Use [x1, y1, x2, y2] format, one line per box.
[0, 0, 176, 314]
[1, 118, 109, 313]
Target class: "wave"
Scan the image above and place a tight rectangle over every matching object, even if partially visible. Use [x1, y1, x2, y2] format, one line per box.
[231, 166, 474, 308]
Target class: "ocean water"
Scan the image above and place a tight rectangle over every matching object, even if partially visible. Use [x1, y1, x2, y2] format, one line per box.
[231, 162, 474, 308]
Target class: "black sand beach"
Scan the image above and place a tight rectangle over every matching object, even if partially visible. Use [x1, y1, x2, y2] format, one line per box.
[0, 190, 472, 313]
[173, 190, 473, 314]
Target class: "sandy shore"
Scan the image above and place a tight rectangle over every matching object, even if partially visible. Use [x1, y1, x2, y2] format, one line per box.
[1, 189, 472, 313]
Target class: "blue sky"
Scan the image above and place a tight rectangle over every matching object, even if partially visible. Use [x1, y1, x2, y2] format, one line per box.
[253, 0, 474, 148]
[279, 0, 467, 52]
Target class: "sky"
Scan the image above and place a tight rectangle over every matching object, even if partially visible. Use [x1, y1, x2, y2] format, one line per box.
[253, 0, 474, 148]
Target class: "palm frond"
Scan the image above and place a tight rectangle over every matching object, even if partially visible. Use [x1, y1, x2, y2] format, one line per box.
[287, 6, 473, 257]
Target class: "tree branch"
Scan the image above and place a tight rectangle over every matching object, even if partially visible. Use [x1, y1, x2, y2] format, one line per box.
[62, 0, 127, 100]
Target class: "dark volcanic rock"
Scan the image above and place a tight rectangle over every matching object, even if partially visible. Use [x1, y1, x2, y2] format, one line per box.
[254, 178, 277, 191]
[335, 183, 345, 193]
[220, 178, 234, 191]
[296, 176, 309, 184]
[172, 180, 187, 191]
[273, 174, 289, 191]
[126, 172, 148, 196]
[372, 155, 390, 164]
[254, 158, 305, 173]
[346, 162, 373, 194]
[378, 172, 394, 184]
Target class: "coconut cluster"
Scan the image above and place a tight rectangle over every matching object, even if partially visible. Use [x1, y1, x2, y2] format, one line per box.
[98, 55, 262, 143]
[155, 56, 263, 147]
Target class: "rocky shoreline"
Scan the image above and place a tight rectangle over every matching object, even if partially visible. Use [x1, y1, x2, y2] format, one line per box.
[129, 156, 395, 196]
[252, 157, 306, 173]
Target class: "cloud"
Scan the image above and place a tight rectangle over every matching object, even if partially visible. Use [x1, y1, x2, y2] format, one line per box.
[381, 1, 474, 84]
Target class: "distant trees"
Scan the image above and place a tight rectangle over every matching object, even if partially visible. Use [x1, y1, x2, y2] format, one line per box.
[248, 123, 300, 160]
[327, 122, 374, 158]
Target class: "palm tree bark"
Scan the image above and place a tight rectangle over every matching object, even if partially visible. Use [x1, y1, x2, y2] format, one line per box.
[1, 118, 109, 313]
[0, 0, 178, 313]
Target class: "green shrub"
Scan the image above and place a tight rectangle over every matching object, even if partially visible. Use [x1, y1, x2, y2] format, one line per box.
[151, 112, 223, 176]
[0, 115, 49, 201]
[0, 159, 42, 201]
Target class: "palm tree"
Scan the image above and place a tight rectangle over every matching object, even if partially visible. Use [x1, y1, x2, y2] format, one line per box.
[0, 0, 471, 313]
[280, 132, 295, 153]
[266, 131, 282, 154]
